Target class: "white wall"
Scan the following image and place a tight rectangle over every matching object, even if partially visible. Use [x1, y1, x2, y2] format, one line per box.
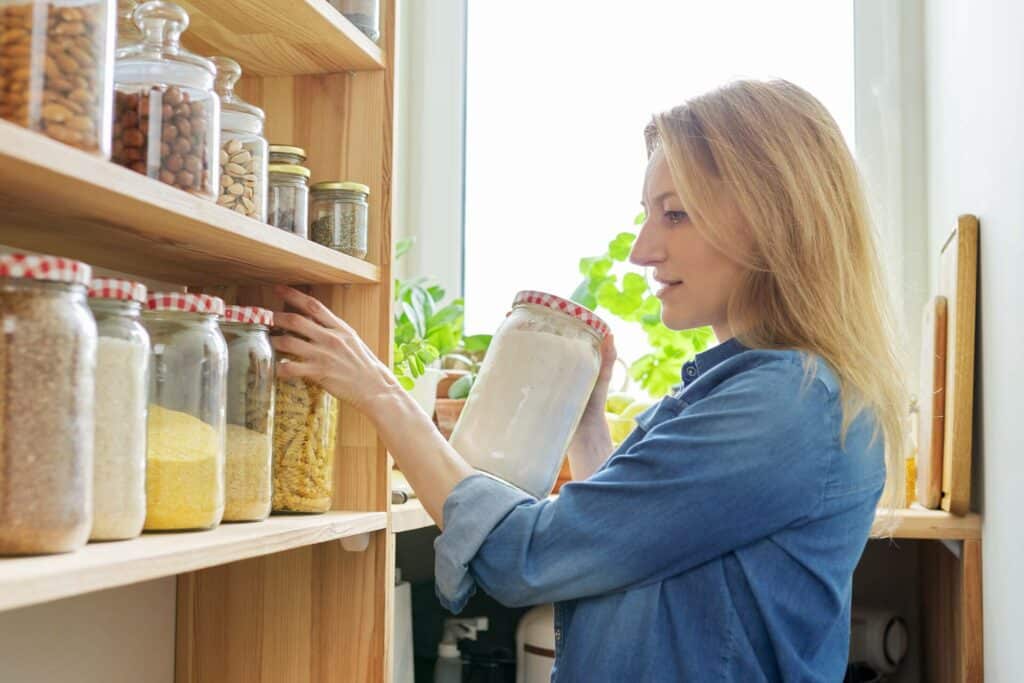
[924, 1, 1024, 679]
[0, 578, 176, 682]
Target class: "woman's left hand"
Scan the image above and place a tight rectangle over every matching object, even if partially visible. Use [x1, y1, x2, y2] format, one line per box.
[271, 286, 401, 414]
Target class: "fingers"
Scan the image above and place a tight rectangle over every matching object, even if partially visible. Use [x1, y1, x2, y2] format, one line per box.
[272, 332, 320, 360]
[274, 286, 342, 330]
[274, 311, 331, 343]
[275, 359, 319, 381]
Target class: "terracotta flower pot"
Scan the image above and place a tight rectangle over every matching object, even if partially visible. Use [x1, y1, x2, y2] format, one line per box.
[436, 369, 471, 399]
[434, 398, 466, 439]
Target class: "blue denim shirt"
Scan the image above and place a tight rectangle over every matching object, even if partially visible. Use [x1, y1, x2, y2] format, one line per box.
[435, 339, 885, 682]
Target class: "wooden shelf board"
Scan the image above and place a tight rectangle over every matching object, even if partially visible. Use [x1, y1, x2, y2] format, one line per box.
[0, 121, 379, 285]
[179, 0, 384, 76]
[392, 499, 435, 534]
[873, 507, 981, 540]
[0, 511, 386, 613]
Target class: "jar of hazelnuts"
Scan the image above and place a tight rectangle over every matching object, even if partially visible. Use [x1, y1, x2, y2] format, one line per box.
[111, 0, 219, 199]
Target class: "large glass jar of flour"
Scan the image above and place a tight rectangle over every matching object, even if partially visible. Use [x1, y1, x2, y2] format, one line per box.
[449, 291, 609, 498]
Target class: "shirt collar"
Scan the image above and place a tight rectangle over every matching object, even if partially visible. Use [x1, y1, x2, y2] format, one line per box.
[680, 337, 747, 385]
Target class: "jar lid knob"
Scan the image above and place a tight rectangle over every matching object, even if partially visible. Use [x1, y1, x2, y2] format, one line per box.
[134, 0, 189, 51]
[212, 56, 242, 96]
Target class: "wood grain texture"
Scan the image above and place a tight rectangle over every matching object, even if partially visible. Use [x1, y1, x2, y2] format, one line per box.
[961, 539, 984, 683]
[179, 0, 384, 75]
[920, 539, 985, 683]
[0, 121, 379, 286]
[392, 499, 437, 534]
[0, 511, 385, 613]
[939, 215, 979, 514]
[917, 296, 948, 508]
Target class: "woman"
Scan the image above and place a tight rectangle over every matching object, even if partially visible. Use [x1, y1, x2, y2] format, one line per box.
[272, 79, 907, 681]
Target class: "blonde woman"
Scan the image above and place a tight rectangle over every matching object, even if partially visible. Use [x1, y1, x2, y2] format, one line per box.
[273, 79, 907, 681]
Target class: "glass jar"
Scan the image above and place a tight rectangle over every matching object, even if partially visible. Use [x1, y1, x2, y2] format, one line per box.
[88, 278, 150, 541]
[309, 181, 369, 259]
[115, 0, 138, 47]
[220, 306, 274, 522]
[0, 254, 96, 555]
[143, 292, 227, 530]
[212, 56, 267, 222]
[268, 144, 306, 166]
[0, 0, 116, 157]
[449, 291, 608, 499]
[272, 355, 338, 513]
[331, 0, 378, 42]
[268, 163, 310, 237]
[112, 1, 220, 198]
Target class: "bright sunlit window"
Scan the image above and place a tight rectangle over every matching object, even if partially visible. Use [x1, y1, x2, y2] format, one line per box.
[464, 0, 854, 370]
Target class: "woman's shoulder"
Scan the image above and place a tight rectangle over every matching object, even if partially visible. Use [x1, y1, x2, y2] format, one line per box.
[698, 346, 840, 406]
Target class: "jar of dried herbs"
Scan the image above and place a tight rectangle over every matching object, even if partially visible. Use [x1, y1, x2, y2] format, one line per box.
[220, 305, 274, 522]
[309, 181, 370, 259]
[0, 254, 96, 555]
[267, 164, 310, 237]
[143, 292, 227, 531]
[272, 354, 338, 513]
[88, 278, 150, 541]
[268, 144, 306, 166]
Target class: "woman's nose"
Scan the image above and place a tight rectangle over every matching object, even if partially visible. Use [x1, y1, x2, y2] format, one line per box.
[628, 219, 664, 267]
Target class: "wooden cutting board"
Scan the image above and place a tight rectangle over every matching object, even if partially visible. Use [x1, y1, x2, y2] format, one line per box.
[938, 215, 979, 515]
[916, 296, 947, 509]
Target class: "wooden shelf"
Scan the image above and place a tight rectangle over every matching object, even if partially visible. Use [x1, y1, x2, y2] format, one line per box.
[873, 507, 982, 540]
[0, 121, 380, 285]
[0, 511, 386, 613]
[392, 499, 435, 533]
[179, 0, 384, 75]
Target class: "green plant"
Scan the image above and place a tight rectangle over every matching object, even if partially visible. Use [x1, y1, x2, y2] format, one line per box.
[393, 238, 466, 390]
[571, 213, 715, 398]
[441, 333, 493, 399]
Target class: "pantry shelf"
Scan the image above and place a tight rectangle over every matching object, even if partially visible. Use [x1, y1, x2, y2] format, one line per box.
[0, 121, 380, 286]
[178, 0, 384, 76]
[871, 507, 981, 540]
[392, 499, 436, 533]
[0, 511, 386, 613]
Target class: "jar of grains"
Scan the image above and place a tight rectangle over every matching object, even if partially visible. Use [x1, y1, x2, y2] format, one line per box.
[272, 353, 338, 513]
[268, 144, 306, 166]
[309, 181, 370, 259]
[143, 292, 227, 530]
[449, 291, 609, 499]
[220, 305, 274, 522]
[112, 1, 220, 198]
[87, 278, 150, 541]
[0, 0, 116, 157]
[0, 254, 96, 555]
[267, 163, 310, 237]
[212, 56, 267, 221]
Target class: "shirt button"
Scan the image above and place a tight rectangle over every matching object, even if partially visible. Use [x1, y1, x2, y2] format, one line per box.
[685, 366, 697, 378]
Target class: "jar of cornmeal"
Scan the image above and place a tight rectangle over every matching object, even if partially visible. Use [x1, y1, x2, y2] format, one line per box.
[449, 291, 609, 499]
[143, 292, 227, 530]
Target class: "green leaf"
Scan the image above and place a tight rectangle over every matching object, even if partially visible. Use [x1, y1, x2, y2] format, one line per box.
[448, 374, 474, 399]
[395, 237, 415, 260]
[634, 211, 646, 226]
[461, 334, 492, 353]
[608, 232, 636, 261]
[570, 280, 598, 310]
[416, 345, 440, 365]
[398, 375, 415, 391]
[596, 274, 646, 319]
[401, 301, 426, 338]
[579, 255, 614, 278]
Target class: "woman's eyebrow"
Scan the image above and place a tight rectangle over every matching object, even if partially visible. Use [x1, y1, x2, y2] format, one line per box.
[643, 191, 676, 207]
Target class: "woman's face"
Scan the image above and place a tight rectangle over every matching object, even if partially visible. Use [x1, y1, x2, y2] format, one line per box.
[630, 148, 747, 339]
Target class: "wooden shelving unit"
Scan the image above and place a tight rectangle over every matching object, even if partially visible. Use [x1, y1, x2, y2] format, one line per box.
[392, 499, 435, 534]
[0, 1, 398, 681]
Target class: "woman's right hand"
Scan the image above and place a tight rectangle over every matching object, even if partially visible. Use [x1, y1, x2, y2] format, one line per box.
[566, 334, 617, 481]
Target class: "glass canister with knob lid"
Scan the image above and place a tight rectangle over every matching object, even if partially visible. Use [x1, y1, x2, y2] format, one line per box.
[212, 56, 267, 221]
[448, 291, 609, 499]
[112, 0, 220, 198]
[143, 292, 227, 530]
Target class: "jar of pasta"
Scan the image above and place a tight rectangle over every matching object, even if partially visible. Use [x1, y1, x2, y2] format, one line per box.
[449, 291, 608, 499]
[143, 292, 227, 530]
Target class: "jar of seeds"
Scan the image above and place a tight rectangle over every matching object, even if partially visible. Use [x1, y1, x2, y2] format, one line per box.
[212, 56, 267, 221]
[0, 0, 116, 157]
[309, 181, 370, 259]
[0, 253, 97, 555]
[220, 305, 274, 522]
[88, 277, 149, 541]
[267, 163, 310, 237]
[112, 1, 220, 198]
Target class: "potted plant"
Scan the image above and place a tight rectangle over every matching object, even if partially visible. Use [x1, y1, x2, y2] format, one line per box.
[434, 334, 492, 439]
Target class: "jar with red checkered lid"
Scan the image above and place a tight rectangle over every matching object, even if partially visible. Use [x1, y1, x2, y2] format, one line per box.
[449, 290, 610, 498]
[219, 305, 274, 522]
[142, 291, 227, 530]
[0, 253, 97, 555]
[87, 278, 150, 541]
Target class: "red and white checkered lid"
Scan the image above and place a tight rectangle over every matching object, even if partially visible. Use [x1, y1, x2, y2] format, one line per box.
[147, 292, 225, 316]
[89, 278, 147, 303]
[0, 253, 91, 285]
[512, 290, 610, 339]
[222, 305, 273, 327]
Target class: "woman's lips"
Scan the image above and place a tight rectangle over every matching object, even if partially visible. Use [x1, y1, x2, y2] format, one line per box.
[655, 281, 682, 298]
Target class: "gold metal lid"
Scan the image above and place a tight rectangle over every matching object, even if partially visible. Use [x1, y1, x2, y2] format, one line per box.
[310, 181, 370, 195]
[268, 163, 311, 178]
[269, 145, 307, 158]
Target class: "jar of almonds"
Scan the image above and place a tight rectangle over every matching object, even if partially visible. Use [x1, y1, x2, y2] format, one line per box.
[212, 56, 267, 221]
[0, 0, 116, 157]
[112, 1, 219, 198]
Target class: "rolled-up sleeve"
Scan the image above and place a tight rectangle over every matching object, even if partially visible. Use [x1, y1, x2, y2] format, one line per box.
[434, 360, 834, 613]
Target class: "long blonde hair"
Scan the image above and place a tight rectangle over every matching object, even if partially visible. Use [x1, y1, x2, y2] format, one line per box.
[647, 79, 907, 509]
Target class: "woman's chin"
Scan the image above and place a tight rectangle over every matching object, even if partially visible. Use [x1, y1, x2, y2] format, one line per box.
[660, 309, 700, 332]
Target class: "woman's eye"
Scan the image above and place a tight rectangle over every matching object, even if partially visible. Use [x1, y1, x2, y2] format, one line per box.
[665, 211, 688, 224]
